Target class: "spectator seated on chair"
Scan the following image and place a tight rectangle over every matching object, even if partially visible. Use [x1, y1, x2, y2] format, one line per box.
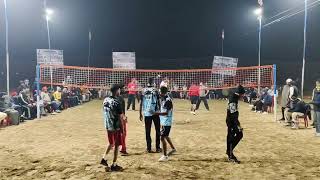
[53, 87, 62, 112]
[0, 112, 8, 126]
[252, 89, 272, 113]
[261, 89, 273, 114]
[249, 88, 258, 104]
[0, 93, 22, 125]
[62, 87, 70, 109]
[50, 89, 61, 112]
[81, 88, 91, 102]
[18, 89, 37, 120]
[74, 87, 82, 104]
[10, 92, 23, 118]
[243, 89, 250, 103]
[42, 87, 62, 114]
[284, 96, 303, 127]
[69, 87, 80, 107]
[287, 98, 307, 129]
[90, 88, 98, 99]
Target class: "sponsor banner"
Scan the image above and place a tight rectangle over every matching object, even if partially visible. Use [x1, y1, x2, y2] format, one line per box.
[212, 56, 238, 76]
[113, 52, 136, 70]
[37, 49, 64, 65]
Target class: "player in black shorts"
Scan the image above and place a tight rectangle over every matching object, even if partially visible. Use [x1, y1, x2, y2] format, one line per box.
[226, 85, 245, 164]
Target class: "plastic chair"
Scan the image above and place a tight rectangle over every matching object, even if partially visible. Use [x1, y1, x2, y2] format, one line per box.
[297, 114, 309, 128]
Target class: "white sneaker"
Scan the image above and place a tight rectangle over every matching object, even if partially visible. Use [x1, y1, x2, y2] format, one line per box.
[51, 112, 57, 115]
[315, 133, 320, 137]
[158, 155, 169, 162]
[291, 124, 299, 129]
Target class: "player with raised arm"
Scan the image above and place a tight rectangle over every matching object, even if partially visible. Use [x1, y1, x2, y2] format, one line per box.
[226, 85, 245, 164]
[140, 78, 162, 153]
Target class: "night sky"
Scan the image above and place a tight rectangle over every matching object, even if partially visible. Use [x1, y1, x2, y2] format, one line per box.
[0, 0, 319, 91]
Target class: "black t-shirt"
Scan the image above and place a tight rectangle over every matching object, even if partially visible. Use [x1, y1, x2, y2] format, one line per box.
[103, 96, 123, 131]
[227, 93, 240, 114]
[161, 95, 173, 111]
[117, 95, 126, 115]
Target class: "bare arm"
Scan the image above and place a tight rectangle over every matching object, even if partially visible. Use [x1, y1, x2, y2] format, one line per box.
[139, 96, 143, 121]
[312, 89, 315, 101]
[154, 112, 168, 116]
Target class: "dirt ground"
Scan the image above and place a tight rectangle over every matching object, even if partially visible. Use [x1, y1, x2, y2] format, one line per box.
[0, 99, 320, 180]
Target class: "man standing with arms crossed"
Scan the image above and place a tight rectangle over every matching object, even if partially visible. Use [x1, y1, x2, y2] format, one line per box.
[140, 78, 162, 153]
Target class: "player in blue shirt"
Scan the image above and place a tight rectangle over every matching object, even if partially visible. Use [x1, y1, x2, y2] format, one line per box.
[155, 86, 176, 162]
[139, 78, 162, 153]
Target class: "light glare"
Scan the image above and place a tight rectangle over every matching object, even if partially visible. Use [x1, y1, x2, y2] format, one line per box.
[254, 8, 263, 16]
[46, 8, 54, 15]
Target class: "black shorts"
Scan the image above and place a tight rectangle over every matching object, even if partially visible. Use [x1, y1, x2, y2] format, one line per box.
[190, 96, 199, 104]
[161, 126, 171, 137]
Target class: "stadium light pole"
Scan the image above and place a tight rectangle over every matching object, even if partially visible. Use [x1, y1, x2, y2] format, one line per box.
[87, 30, 92, 85]
[4, 0, 10, 95]
[221, 29, 224, 57]
[301, 0, 308, 99]
[45, 8, 53, 49]
[254, 7, 263, 93]
[44, 0, 53, 89]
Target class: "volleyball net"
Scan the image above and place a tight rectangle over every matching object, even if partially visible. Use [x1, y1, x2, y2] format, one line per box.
[39, 64, 275, 90]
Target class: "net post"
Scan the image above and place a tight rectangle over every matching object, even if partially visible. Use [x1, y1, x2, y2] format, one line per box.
[36, 64, 41, 119]
[273, 64, 277, 121]
[50, 66, 53, 89]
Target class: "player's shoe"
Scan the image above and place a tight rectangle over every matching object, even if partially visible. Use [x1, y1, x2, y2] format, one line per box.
[283, 122, 291, 126]
[120, 151, 129, 156]
[146, 149, 154, 153]
[110, 164, 123, 172]
[228, 155, 241, 164]
[168, 149, 176, 156]
[262, 112, 268, 115]
[291, 124, 299, 130]
[100, 159, 108, 167]
[156, 148, 162, 153]
[158, 155, 169, 162]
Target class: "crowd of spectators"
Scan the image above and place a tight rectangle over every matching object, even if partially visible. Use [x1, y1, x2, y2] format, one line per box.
[0, 79, 99, 127]
[242, 78, 320, 135]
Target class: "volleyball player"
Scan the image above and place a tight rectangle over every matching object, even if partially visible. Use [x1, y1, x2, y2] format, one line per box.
[140, 78, 162, 153]
[226, 85, 245, 164]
